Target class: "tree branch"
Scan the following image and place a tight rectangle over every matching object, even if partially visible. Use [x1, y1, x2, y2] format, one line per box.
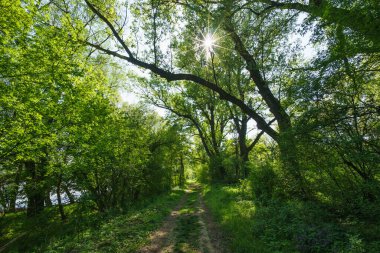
[247, 118, 276, 152]
[253, 0, 380, 45]
[82, 4, 279, 140]
[84, 0, 134, 58]
[224, 21, 291, 131]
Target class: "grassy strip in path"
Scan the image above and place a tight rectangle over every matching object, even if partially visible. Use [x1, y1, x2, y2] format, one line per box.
[173, 190, 201, 253]
[0, 189, 184, 253]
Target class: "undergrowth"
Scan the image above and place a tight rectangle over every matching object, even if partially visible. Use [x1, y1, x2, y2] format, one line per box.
[203, 184, 380, 253]
[0, 189, 184, 253]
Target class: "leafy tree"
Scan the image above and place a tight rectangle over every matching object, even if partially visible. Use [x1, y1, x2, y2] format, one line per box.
[73, 0, 379, 200]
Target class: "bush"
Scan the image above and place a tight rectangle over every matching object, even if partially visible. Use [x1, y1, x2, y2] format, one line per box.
[203, 183, 380, 253]
[195, 163, 210, 183]
[250, 162, 278, 202]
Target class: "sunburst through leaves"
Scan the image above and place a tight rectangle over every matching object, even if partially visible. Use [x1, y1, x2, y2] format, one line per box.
[196, 29, 219, 60]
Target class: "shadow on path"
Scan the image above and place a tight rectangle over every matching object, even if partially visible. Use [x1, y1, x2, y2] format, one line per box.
[138, 184, 226, 253]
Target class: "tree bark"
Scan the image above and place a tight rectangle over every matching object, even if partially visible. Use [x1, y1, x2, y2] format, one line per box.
[84, 0, 279, 141]
[224, 21, 310, 197]
[84, 0, 305, 193]
[277, 133, 309, 198]
[56, 173, 67, 221]
[45, 191, 52, 207]
[179, 154, 185, 187]
[8, 164, 21, 213]
[232, 114, 250, 178]
[62, 184, 75, 204]
[25, 161, 45, 217]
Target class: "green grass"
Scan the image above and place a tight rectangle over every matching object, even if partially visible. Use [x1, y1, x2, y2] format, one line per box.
[173, 191, 201, 253]
[202, 184, 380, 253]
[0, 189, 184, 253]
[202, 184, 268, 253]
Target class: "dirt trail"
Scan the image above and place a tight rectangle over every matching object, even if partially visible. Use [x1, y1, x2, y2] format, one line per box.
[197, 194, 227, 253]
[138, 189, 190, 253]
[138, 184, 225, 253]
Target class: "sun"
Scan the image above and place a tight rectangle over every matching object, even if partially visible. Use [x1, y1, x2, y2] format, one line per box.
[203, 33, 216, 53]
[195, 31, 219, 60]
[194, 26, 227, 60]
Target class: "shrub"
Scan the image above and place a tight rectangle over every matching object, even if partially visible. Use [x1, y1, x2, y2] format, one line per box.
[250, 162, 278, 202]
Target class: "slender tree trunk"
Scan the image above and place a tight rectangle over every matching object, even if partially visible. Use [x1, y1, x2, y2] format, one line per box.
[233, 114, 251, 179]
[179, 154, 185, 187]
[62, 184, 75, 204]
[238, 131, 250, 178]
[45, 191, 52, 207]
[9, 165, 21, 212]
[56, 173, 66, 220]
[234, 138, 240, 179]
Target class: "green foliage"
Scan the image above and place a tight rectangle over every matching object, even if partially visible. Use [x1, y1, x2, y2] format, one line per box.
[0, 0, 188, 217]
[194, 163, 209, 184]
[203, 184, 380, 253]
[67, 103, 183, 211]
[250, 162, 278, 202]
[0, 189, 184, 252]
[1, 0, 379, 251]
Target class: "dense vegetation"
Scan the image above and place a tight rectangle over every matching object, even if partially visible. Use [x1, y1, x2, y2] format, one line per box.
[1, 0, 379, 252]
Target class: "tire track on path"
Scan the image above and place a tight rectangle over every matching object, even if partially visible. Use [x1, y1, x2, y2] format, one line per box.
[138, 184, 225, 253]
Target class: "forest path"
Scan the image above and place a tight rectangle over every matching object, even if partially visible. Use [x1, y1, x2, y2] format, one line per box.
[138, 184, 225, 253]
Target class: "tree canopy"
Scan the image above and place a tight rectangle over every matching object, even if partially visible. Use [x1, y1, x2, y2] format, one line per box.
[0, 0, 379, 252]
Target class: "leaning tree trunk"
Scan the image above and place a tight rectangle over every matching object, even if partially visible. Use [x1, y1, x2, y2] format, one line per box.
[225, 21, 310, 198]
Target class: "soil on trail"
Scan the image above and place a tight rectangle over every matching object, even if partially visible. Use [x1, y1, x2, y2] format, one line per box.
[138, 184, 226, 253]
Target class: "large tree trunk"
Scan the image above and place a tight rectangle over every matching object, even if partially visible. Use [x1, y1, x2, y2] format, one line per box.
[25, 161, 45, 217]
[277, 132, 309, 198]
[225, 21, 311, 197]
[209, 154, 226, 181]
[233, 112, 268, 179]
[237, 131, 250, 179]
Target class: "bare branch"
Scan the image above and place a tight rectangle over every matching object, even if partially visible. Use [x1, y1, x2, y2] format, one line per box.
[84, 0, 134, 58]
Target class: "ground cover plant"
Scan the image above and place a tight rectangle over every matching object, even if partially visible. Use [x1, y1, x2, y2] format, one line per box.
[0, 189, 184, 252]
